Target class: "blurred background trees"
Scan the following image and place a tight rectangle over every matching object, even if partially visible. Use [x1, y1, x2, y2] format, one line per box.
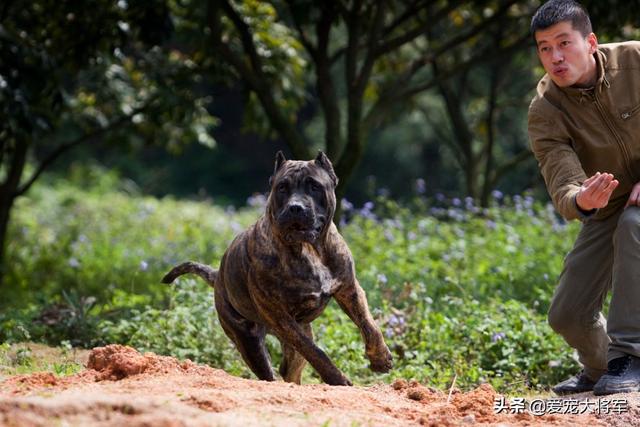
[1, 0, 639, 277]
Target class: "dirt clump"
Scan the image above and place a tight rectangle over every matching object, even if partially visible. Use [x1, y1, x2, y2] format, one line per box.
[87, 345, 150, 380]
[86, 344, 209, 381]
[451, 383, 499, 423]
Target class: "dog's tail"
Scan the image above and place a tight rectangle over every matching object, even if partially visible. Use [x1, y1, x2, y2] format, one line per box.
[162, 261, 218, 288]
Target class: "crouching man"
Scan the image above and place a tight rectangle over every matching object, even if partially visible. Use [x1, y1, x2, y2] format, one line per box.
[529, 0, 640, 395]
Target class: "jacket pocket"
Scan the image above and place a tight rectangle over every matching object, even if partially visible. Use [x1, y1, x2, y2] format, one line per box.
[621, 103, 640, 120]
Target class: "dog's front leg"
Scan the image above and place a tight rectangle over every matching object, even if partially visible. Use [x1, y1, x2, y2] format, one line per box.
[334, 279, 393, 373]
[252, 289, 352, 385]
[270, 318, 352, 386]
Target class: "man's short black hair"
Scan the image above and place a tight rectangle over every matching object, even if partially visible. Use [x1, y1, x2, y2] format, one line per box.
[531, 0, 592, 40]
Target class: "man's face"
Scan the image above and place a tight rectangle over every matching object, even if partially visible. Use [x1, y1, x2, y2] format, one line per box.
[535, 21, 598, 88]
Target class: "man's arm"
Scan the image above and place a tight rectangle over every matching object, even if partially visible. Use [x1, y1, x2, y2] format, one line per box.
[528, 105, 592, 220]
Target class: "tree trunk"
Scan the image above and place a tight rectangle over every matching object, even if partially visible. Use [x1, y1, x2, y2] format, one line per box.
[436, 77, 478, 199]
[0, 191, 16, 286]
[0, 141, 28, 285]
[480, 64, 501, 207]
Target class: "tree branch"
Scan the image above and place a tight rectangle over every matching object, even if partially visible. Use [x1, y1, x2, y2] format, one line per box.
[0, 139, 6, 166]
[334, 0, 365, 187]
[480, 47, 502, 205]
[0, 0, 13, 23]
[284, 0, 316, 58]
[363, 16, 530, 130]
[375, 0, 466, 57]
[434, 63, 473, 172]
[491, 148, 533, 187]
[387, 32, 530, 108]
[207, 0, 310, 159]
[355, 1, 385, 93]
[345, 0, 363, 87]
[1, 140, 27, 197]
[420, 106, 466, 166]
[218, 0, 269, 82]
[315, 4, 342, 160]
[15, 106, 148, 197]
[207, 1, 261, 89]
[375, 0, 519, 94]
[380, 0, 426, 38]
[286, 1, 343, 160]
[334, 0, 349, 21]
[430, 0, 519, 62]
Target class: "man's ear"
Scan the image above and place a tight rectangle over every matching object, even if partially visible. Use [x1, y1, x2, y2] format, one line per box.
[315, 151, 338, 187]
[269, 151, 287, 186]
[587, 32, 598, 54]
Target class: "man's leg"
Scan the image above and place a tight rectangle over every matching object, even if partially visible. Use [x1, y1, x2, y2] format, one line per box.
[594, 206, 640, 395]
[548, 212, 620, 393]
[608, 206, 640, 359]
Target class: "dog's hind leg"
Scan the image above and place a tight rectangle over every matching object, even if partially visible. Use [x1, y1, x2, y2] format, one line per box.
[215, 293, 275, 381]
[279, 323, 311, 384]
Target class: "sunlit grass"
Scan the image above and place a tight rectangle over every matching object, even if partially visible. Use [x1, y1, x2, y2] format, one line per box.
[0, 342, 87, 378]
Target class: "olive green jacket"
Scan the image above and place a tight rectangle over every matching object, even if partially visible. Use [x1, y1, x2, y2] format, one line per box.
[528, 42, 640, 221]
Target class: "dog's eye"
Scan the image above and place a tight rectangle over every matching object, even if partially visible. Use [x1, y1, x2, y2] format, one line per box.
[309, 181, 322, 192]
[277, 183, 288, 193]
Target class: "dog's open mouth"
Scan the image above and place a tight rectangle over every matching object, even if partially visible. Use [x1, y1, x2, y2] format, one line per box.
[284, 223, 324, 243]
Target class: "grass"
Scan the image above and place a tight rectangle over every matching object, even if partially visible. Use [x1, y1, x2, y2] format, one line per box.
[0, 342, 87, 378]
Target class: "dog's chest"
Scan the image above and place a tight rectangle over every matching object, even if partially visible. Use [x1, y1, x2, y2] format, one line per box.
[279, 247, 337, 321]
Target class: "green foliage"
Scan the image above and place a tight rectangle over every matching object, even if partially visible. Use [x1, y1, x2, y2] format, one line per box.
[0, 0, 193, 144]
[342, 195, 573, 310]
[3, 170, 257, 307]
[1, 177, 583, 394]
[97, 278, 251, 378]
[0, 342, 84, 377]
[314, 297, 575, 394]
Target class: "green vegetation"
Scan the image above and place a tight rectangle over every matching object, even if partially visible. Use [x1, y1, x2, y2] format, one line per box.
[0, 342, 85, 377]
[0, 174, 581, 394]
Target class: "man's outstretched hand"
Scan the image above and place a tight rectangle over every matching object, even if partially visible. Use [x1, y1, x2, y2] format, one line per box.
[576, 172, 619, 211]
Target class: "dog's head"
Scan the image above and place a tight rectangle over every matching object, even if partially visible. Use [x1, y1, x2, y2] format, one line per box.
[266, 151, 338, 244]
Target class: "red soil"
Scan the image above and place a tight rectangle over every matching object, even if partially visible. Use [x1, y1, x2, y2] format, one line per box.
[0, 344, 629, 426]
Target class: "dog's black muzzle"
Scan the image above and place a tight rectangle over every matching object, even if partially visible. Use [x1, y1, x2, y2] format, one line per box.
[277, 202, 324, 243]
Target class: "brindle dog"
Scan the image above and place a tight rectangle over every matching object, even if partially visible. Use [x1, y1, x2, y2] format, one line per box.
[162, 151, 392, 385]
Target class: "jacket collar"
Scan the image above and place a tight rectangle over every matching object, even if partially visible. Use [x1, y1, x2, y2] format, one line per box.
[557, 49, 610, 99]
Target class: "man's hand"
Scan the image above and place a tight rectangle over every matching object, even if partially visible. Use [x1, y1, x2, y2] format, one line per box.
[576, 172, 619, 211]
[625, 181, 640, 208]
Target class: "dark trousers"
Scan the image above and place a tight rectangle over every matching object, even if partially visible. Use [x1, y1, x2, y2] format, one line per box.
[548, 206, 640, 380]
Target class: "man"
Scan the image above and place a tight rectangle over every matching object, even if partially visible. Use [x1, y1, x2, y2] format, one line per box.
[529, 0, 640, 396]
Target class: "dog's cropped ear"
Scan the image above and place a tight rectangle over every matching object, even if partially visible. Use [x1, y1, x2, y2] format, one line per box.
[315, 151, 338, 187]
[275, 151, 287, 172]
[270, 151, 287, 186]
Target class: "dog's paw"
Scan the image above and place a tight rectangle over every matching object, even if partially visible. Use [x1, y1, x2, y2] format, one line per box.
[369, 348, 393, 373]
[337, 377, 353, 386]
[325, 373, 353, 386]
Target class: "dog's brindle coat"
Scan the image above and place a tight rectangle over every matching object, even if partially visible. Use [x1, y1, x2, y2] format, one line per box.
[163, 151, 392, 385]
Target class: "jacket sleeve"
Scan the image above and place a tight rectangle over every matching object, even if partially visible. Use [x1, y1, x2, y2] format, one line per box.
[528, 104, 595, 221]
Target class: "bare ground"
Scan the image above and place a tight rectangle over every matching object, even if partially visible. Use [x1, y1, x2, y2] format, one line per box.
[0, 344, 638, 426]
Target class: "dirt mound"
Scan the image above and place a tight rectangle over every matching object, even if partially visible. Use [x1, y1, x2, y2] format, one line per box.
[0, 345, 614, 426]
[86, 344, 208, 380]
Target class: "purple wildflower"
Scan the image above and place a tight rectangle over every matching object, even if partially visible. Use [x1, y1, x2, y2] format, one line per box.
[491, 332, 506, 343]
